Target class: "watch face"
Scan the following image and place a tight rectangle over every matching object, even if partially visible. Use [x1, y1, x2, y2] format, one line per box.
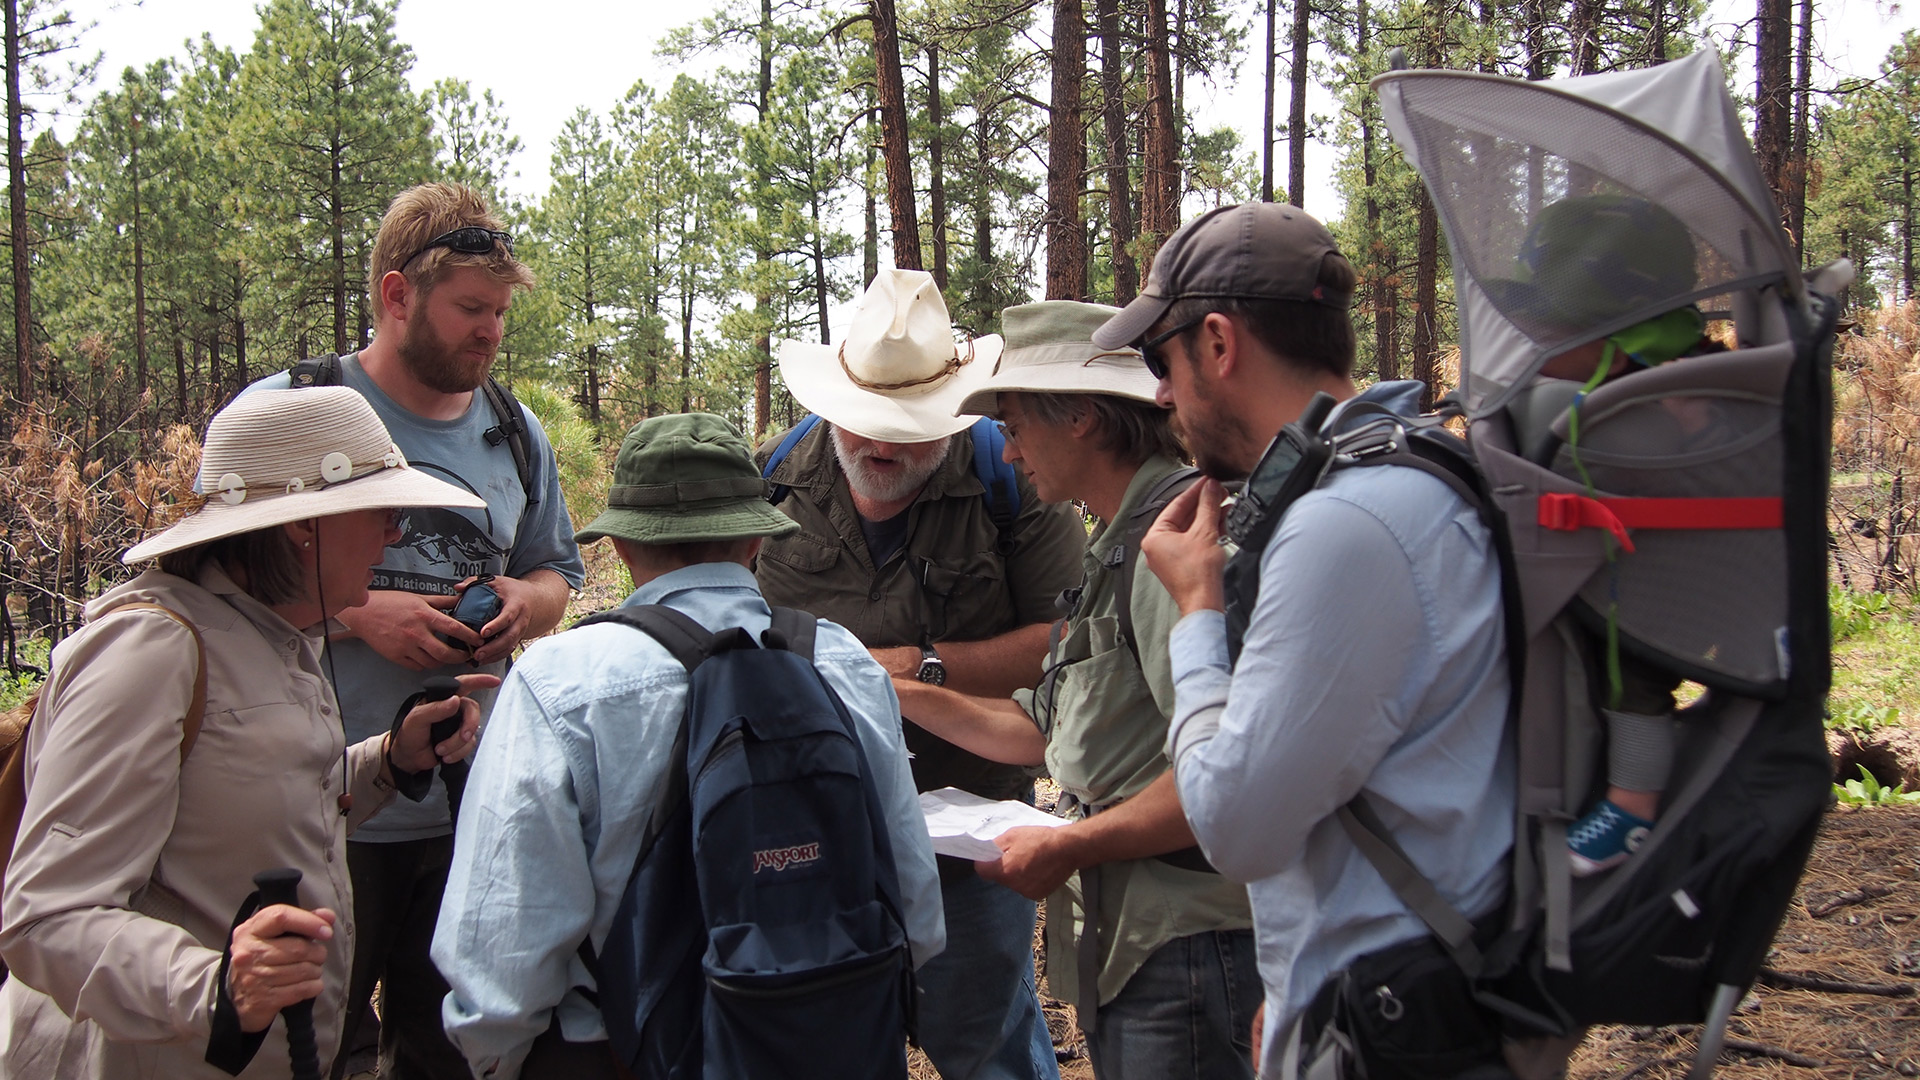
[917, 659, 946, 686]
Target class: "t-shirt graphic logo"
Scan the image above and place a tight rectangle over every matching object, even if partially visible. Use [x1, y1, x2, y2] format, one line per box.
[387, 507, 506, 584]
[752, 841, 822, 874]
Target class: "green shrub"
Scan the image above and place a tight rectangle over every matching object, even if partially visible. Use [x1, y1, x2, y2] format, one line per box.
[1835, 764, 1920, 806]
[1832, 586, 1891, 643]
[510, 381, 611, 532]
[1827, 698, 1900, 734]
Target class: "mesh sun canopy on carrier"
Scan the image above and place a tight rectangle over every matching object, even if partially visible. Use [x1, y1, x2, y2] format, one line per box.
[1366, 49, 1842, 1080]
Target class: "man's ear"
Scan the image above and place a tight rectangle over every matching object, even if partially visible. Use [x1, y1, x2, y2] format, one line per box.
[1198, 311, 1239, 381]
[377, 270, 414, 325]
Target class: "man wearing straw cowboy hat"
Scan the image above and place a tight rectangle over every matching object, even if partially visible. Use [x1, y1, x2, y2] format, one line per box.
[891, 300, 1262, 1079]
[245, 183, 585, 1080]
[432, 412, 944, 1079]
[756, 271, 1083, 1080]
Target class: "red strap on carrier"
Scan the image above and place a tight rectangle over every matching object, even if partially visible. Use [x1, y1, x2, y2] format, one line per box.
[1536, 492, 1784, 554]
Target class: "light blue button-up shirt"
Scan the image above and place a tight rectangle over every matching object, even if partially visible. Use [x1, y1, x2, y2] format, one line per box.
[1164, 383, 1514, 1077]
[432, 561, 944, 1079]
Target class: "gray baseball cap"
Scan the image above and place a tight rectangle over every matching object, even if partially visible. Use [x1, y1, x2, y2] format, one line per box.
[1092, 202, 1353, 350]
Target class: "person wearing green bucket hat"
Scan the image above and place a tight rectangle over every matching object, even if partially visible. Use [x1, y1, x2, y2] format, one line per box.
[897, 300, 1261, 1079]
[431, 413, 943, 1079]
[1482, 193, 1700, 336]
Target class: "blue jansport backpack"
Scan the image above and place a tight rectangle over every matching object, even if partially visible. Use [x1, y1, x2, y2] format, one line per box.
[572, 604, 914, 1079]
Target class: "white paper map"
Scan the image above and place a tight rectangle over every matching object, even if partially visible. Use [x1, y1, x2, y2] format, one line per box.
[918, 786, 1070, 861]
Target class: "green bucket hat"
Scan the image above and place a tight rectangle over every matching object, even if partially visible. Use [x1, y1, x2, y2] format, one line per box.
[1482, 194, 1699, 332]
[575, 413, 800, 546]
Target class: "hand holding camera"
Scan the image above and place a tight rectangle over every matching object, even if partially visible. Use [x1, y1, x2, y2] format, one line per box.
[441, 574, 504, 658]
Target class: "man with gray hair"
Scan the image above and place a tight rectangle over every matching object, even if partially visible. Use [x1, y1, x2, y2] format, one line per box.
[757, 272, 1084, 1079]
[894, 300, 1261, 1079]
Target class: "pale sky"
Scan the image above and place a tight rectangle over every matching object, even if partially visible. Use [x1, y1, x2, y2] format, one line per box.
[52, 0, 1920, 232]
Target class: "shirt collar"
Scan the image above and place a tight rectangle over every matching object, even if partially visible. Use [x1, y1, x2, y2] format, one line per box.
[625, 560, 762, 608]
[1088, 452, 1188, 554]
[195, 561, 334, 646]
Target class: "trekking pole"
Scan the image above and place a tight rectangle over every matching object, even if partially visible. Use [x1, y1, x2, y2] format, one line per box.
[389, 676, 469, 826]
[419, 676, 469, 826]
[252, 868, 322, 1080]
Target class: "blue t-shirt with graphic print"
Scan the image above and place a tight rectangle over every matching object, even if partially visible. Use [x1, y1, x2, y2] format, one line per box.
[244, 354, 586, 841]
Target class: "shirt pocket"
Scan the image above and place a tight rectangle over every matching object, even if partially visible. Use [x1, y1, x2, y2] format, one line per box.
[758, 533, 841, 575]
[1041, 614, 1169, 806]
[916, 552, 1012, 640]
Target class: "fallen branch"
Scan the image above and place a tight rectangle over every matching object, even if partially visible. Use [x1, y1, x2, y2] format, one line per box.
[1609, 1054, 1690, 1080]
[1810, 884, 1897, 917]
[1723, 1038, 1823, 1068]
[1758, 966, 1917, 997]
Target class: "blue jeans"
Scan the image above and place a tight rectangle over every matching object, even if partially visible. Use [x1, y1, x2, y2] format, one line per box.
[1085, 929, 1260, 1080]
[914, 868, 1061, 1080]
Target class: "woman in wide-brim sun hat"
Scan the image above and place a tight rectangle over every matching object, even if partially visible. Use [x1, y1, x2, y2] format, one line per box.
[0, 386, 495, 1080]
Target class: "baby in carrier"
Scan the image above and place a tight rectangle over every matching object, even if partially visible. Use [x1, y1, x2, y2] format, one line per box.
[1491, 194, 1739, 876]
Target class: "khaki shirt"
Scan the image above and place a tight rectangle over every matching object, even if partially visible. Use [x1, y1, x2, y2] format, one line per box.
[0, 566, 394, 1080]
[754, 420, 1084, 801]
[1013, 455, 1254, 1007]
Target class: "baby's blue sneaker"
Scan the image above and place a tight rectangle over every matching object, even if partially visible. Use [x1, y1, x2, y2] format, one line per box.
[1567, 800, 1654, 877]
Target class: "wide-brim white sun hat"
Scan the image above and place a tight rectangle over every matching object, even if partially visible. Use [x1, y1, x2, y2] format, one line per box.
[124, 386, 487, 563]
[956, 301, 1159, 419]
[778, 268, 1003, 443]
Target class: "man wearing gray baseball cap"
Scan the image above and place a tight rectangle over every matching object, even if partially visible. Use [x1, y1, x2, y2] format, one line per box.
[1100, 202, 1515, 1079]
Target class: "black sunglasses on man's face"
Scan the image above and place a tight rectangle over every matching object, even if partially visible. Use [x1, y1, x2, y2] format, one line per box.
[400, 227, 514, 272]
[1140, 315, 1206, 380]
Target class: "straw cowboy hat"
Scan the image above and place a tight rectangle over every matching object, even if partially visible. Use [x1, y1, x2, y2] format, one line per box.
[124, 386, 486, 563]
[956, 301, 1159, 418]
[777, 269, 1003, 443]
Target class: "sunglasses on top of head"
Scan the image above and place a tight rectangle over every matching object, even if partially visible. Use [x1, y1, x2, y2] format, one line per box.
[400, 227, 514, 272]
[1139, 315, 1206, 380]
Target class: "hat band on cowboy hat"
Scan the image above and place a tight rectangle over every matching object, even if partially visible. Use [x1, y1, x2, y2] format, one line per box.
[124, 387, 486, 564]
[779, 268, 1001, 443]
[575, 412, 802, 546]
[957, 300, 1160, 418]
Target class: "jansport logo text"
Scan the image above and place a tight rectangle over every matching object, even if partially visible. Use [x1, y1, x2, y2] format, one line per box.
[752, 842, 822, 874]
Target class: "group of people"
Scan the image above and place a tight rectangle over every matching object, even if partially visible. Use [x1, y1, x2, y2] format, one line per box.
[0, 181, 1525, 1080]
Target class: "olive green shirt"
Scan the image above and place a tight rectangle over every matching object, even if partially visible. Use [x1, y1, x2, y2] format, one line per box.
[753, 420, 1085, 802]
[1013, 454, 1254, 1007]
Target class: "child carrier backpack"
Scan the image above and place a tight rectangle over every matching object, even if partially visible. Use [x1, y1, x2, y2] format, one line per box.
[287, 352, 537, 499]
[762, 414, 1021, 555]
[570, 603, 914, 1080]
[1231, 50, 1841, 1080]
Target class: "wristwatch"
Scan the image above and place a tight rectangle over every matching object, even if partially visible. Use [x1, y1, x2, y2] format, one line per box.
[915, 645, 947, 686]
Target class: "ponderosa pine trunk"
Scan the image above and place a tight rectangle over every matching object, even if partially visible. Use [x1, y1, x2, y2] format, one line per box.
[1046, 0, 1087, 299]
[927, 42, 948, 291]
[6, 0, 31, 407]
[1288, 0, 1309, 207]
[1098, 0, 1137, 303]
[873, 0, 922, 270]
[1141, 0, 1179, 244]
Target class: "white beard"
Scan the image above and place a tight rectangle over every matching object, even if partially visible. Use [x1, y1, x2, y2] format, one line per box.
[830, 427, 951, 504]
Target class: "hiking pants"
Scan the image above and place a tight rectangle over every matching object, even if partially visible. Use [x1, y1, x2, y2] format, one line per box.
[915, 868, 1061, 1080]
[1084, 929, 1261, 1080]
[333, 836, 470, 1080]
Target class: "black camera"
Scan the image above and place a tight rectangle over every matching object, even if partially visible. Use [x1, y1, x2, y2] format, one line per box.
[443, 575, 502, 650]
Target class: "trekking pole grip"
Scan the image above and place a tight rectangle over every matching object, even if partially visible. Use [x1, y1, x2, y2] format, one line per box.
[252, 868, 323, 1080]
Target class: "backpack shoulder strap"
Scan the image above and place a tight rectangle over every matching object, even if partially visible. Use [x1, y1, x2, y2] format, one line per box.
[1110, 466, 1202, 663]
[576, 605, 713, 671]
[967, 417, 1021, 557]
[762, 414, 824, 507]
[109, 602, 210, 760]
[765, 606, 818, 662]
[478, 376, 536, 499]
[0, 603, 207, 914]
[286, 352, 342, 389]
